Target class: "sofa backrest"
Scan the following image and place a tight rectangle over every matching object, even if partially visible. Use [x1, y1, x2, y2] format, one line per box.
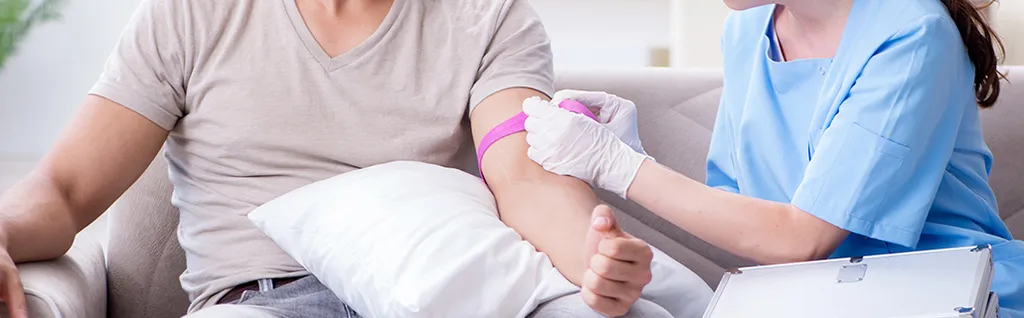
[106, 68, 1024, 316]
[107, 155, 189, 318]
[980, 67, 1024, 234]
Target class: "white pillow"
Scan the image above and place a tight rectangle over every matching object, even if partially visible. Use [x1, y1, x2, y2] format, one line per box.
[248, 161, 711, 318]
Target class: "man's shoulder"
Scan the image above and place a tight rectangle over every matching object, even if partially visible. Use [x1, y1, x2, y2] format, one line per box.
[138, 0, 275, 26]
[425, 0, 518, 14]
[138, 0, 238, 15]
[420, 0, 538, 30]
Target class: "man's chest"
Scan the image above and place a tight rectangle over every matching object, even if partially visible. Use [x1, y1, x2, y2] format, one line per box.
[172, 45, 477, 173]
[163, 0, 500, 174]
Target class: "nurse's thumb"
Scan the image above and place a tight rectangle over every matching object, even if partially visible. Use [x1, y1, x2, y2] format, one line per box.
[590, 205, 626, 239]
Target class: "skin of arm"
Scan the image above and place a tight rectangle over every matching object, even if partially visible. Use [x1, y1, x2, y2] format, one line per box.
[470, 88, 597, 285]
[627, 160, 850, 264]
[0, 95, 168, 262]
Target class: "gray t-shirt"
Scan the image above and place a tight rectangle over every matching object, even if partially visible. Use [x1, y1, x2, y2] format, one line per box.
[90, 0, 553, 311]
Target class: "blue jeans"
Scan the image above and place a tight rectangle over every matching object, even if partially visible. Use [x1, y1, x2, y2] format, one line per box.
[186, 275, 672, 317]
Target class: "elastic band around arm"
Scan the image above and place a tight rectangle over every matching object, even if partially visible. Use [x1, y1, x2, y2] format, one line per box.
[476, 100, 598, 184]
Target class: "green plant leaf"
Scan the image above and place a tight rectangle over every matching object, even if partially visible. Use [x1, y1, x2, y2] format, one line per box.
[0, 0, 67, 70]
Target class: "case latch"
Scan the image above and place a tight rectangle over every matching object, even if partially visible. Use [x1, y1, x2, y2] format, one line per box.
[836, 263, 867, 283]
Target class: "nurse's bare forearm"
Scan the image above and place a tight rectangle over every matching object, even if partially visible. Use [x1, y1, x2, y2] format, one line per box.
[627, 160, 847, 264]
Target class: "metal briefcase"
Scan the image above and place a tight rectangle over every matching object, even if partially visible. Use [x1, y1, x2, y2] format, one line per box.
[702, 245, 998, 318]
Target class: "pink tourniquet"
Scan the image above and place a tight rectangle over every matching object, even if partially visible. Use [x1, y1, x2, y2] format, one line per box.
[476, 100, 598, 183]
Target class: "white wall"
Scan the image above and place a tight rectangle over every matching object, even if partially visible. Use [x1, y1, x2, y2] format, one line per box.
[994, 1, 1024, 65]
[0, 0, 1017, 158]
[667, 0, 1024, 67]
[531, 0, 671, 69]
[0, 0, 143, 159]
[0, 0, 670, 159]
[670, 0, 730, 67]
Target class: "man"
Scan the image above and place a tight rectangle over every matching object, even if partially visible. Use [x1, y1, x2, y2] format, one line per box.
[0, 0, 666, 316]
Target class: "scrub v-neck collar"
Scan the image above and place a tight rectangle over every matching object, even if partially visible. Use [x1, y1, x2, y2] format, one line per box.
[282, 0, 406, 72]
[762, 0, 867, 64]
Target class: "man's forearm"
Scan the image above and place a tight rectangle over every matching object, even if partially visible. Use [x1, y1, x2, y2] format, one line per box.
[491, 172, 596, 285]
[471, 88, 599, 286]
[0, 172, 79, 262]
[0, 97, 170, 263]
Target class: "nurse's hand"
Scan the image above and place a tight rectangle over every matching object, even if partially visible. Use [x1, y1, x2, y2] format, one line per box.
[523, 98, 648, 198]
[552, 90, 651, 157]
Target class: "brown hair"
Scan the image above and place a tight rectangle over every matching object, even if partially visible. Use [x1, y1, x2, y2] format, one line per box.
[942, 0, 1005, 108]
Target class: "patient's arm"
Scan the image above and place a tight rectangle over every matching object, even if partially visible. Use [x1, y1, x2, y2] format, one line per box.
[471, 88, 596, 286]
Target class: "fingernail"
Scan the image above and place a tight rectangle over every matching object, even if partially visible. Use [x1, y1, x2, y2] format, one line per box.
[592, 217, 610, 228]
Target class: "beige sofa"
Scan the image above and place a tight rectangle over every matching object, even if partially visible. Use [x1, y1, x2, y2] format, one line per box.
[11, 68, 1024, 318]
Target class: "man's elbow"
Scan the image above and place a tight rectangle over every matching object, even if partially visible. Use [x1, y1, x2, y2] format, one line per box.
[484, 163, 545, 186]
[482, 157, 582, 192]
[487, 170, 590, 201]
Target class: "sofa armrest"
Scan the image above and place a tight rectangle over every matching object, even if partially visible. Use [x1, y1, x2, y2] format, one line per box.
[4, 232, 107, 318]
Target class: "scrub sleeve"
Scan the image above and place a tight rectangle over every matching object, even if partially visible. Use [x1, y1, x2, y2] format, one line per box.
[790, 16, 964, 249]
[705, 95, 742, 195]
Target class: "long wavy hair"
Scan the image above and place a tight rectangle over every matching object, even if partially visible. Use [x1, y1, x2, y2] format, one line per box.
[942, 0, 1005, 108]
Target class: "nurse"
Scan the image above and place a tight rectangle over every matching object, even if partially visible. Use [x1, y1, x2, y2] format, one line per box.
[523, 0, 1024, 315]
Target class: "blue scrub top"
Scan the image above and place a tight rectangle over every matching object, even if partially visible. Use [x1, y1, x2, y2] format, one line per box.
[709, 0, 1024, 313]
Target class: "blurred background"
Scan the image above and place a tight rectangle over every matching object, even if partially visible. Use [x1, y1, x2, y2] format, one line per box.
[536, 0, 1023, 68]
[0, 0, 1022, 170]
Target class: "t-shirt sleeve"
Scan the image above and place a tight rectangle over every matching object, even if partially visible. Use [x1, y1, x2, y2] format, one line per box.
[468, 0, 554, 114]
[790, 16, 969, 248]
[88, 0, 190, 131]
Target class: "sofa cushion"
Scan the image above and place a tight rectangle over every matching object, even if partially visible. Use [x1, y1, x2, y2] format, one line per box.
[982, 67, 1024, 238]
[9, 232, 106, 318]
[107, 154, 190, 318]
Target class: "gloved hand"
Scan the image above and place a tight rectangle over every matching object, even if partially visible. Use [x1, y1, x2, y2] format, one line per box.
[523, 97, 648, 198]
[552, 90, 651, 158]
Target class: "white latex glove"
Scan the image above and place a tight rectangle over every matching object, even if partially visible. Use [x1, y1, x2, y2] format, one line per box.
[523, 97, 648, 198]
[552, 90, 651, 158]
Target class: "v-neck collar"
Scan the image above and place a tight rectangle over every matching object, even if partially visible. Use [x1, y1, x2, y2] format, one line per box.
[282, 0, 406, 72]
[761, 0, 865, 64]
